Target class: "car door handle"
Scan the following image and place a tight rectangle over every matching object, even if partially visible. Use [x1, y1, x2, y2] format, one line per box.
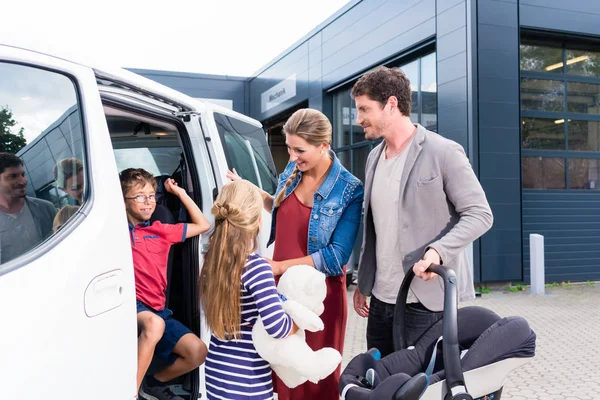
[84, 270, 125, 317]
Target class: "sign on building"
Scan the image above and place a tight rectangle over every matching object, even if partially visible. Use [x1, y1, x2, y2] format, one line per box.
[261, 74, 296, 113]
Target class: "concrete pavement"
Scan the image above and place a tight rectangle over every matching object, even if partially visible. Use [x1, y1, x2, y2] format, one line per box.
[343, 283, 600, 400]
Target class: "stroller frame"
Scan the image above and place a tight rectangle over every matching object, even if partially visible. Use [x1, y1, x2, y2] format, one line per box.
[340, 265, 535, 400]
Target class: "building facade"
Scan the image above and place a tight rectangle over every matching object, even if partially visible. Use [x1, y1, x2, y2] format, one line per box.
[136, 0, 600, 284]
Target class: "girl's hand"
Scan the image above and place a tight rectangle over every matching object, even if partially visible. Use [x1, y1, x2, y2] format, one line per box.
[226, 168, 242, 181]
[164, 178, 185, 197]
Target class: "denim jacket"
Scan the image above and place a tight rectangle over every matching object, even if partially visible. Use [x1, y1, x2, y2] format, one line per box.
[268, 152, 364, 277]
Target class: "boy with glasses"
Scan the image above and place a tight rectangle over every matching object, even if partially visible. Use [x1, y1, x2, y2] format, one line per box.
[120, 168, 211, 400]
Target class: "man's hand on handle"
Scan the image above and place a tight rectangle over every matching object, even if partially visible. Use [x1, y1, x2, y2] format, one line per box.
[413, 248, 442, 281]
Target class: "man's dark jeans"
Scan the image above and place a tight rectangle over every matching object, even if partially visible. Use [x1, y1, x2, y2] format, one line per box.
[366, 296, 443, 357]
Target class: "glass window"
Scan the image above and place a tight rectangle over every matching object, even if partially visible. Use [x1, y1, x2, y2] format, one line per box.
[520, 44, 563, 73]
[566, 49, 600, 77]
[352, 117, 366, 145]
[421, 53, 437, 131]
[114, 147, 182, 176]
[520, 78, 564, 112]
[400, 60, 419, 123]
[214, 112, 277, 195]
[521, 117, 565, 150]
[569, 158, 600, 189]
[521, 41, 600, 191]
[352, 145, 371, 184]
[333, 88, 352, 147]
[1, 62, 85, 266]
[567, 82, 600, 114]
[568, 120, 600, 151]
[522, 157, 565, 189]
[336, 150, 350, 172]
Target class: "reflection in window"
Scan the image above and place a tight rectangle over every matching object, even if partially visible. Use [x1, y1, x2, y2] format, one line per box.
[567, 49, 600, 77]
[0, 62, 84, 266]
[352, 146, 371, 184]
[214, 113, 278, 195]
[521, 117, 565, 150]
[520, 44, 563, 72]
[114, 147, 183, 176]
[567, 82, 600, 115]
[400, 60, 419, 123]
[421, 53, 437, 131]
[520, 78, 564, 112]
[522, 157, 565, 189]
[569, 120, 600, 151]
[336, 150, 350, 172]
[520, 40, 600, 191]
[333, 88, 352, 147]
[569, 158, 600, 189]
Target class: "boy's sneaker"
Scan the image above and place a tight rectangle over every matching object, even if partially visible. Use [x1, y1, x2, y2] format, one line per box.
[139, 381, 185, 400]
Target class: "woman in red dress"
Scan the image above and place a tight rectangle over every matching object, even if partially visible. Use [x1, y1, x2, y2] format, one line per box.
[227, 108, 364, 399]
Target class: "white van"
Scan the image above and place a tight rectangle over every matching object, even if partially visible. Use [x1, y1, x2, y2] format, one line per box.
[0, 43, 277, 400]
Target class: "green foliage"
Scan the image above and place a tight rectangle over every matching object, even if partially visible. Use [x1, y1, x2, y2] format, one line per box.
[0, 106, 27, 153]
[507, 283, 527, 292]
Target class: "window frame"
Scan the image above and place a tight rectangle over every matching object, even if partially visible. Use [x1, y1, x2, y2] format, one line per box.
[520, 38, 600, 191]
[0, 60, 90, 274]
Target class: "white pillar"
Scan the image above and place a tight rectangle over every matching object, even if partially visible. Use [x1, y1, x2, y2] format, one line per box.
[530, 234, 545, 295]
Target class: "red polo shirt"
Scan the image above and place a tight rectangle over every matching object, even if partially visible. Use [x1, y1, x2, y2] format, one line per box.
[129, 220, 187, 310]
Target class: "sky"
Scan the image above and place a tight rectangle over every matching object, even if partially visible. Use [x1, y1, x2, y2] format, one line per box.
[1, 0, 352, 77]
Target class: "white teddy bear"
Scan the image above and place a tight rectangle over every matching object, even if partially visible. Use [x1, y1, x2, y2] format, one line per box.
[252, 264, 343, 388]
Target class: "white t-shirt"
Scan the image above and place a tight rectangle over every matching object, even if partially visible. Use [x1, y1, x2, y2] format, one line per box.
[370, 141, 418, 304]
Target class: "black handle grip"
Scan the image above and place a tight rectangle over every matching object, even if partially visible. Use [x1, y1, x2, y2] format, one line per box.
[392, 265, 469, 398]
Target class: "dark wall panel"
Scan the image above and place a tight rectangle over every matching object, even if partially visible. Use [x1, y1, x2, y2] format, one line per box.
[520, 0, 600, 37]
[477, 0, 522, 282]
[523, 191, 600, 282]
[437, 0, 469, 151]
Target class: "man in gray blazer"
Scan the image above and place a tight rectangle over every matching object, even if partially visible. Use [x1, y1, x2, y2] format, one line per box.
[0, 152, 57, 264]
[351, 67, 493, 357]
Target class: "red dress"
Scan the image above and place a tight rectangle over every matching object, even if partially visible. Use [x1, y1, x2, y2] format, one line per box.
[272, 192, 348, 400]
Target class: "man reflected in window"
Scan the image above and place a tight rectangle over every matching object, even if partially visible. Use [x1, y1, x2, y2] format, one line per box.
[0, 152, 57, 264]
[54, 157, 84, 205]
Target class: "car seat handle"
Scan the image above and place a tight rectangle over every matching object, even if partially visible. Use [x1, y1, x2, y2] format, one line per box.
[393, 265, 472, 399]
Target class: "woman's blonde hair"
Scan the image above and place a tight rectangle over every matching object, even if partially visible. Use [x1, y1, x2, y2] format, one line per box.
[199, 180, 263, 340]
[274, 108, 333, 207]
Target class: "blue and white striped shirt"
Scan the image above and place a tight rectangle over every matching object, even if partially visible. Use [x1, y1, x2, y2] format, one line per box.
[205, 253, 292, 400]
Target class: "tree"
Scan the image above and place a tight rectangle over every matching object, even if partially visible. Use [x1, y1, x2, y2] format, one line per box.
[0, 106, 27, 153]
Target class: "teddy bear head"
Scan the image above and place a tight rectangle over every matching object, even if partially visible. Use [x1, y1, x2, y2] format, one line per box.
[277, 265, 327, 316]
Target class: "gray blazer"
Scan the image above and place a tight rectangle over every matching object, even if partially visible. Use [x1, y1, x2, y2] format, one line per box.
[26, 197, 57, 240]
[358, 124, 493, 311]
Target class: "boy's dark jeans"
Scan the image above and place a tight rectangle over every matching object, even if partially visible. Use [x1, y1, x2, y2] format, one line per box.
[366, 296, 443, 357]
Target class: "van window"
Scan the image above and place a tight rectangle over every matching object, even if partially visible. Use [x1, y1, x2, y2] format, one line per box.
[0, 62, 85, 267]
[214, 113, 277, 194]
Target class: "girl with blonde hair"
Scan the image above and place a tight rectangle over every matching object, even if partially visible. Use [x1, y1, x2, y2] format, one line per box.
[227, 108, 364, 399]
[199, 179, 297, 400]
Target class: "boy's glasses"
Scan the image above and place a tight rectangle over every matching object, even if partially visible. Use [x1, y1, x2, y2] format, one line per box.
[125, 194, 159, 203]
